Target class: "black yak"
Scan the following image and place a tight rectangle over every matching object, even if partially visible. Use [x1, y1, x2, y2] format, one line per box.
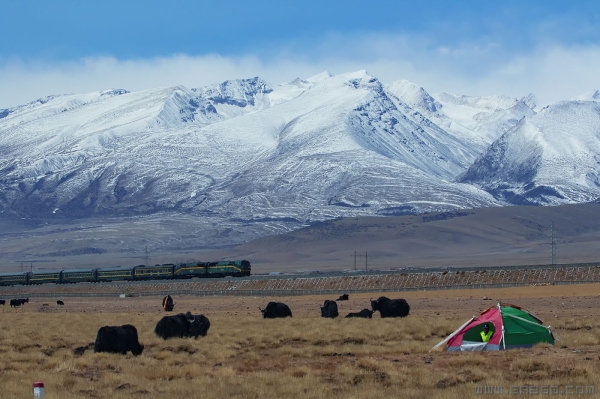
[94, 325, 144, 356]
[0, 299, 5, 305]
[162, 295, 174, 311]
[370, 296, 410, 318]
[320, 300, 339, 318]
[259, 302, 292, 318]
[345, 309, 374, 318]
[10, 298, 27, 307]
[155, 312, 210, 340]
[56, 300, 64, 306]
[336, 294, 349, 301]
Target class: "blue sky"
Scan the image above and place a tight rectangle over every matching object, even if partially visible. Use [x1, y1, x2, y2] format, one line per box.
[1, 1, 600, 108]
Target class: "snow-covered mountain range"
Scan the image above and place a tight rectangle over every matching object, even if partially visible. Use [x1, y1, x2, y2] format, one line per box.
[1, 70, 598, 246]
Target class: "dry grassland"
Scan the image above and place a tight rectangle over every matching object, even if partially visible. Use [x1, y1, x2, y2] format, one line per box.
[1, 286, 600, 398]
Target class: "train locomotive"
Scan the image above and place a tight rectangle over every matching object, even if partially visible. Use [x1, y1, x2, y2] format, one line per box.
[0, 260, 251, 286]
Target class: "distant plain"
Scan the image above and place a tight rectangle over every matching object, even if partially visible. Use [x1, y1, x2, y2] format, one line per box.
[1, 203, 600, 273]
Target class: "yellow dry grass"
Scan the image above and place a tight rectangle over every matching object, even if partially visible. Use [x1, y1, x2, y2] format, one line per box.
[1, 305, 600, 399]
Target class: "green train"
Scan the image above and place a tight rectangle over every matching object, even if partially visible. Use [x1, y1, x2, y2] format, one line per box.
[0, 260, 251, 286]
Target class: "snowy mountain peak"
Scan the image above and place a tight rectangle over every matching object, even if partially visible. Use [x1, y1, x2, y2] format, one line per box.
[387, 79, 441, 114]
[521, 93, 537, 110]
[430, 90, 536, 146]
[571, 90, 600, 102]
[436, 92, 519, 111]
[194, 77, 273, 100]
[156, 77, 275, 125]
[100, 89, 130, 97]
[303, 70, 378, 93]
[285, 77, 311, 88]
[461, 100, 600, 205]
[306, 71, 332, 82]
[269, 78, 314, 106]
[342, 69, 370, 79]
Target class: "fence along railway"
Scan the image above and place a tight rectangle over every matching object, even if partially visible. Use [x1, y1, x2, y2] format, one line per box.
[1, 262, 600, 298]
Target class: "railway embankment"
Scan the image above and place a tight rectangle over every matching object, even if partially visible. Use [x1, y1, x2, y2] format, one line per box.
[1, 263, 600, 298]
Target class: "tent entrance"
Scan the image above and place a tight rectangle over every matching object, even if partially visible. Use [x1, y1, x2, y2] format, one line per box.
[462, 323, 496, 342]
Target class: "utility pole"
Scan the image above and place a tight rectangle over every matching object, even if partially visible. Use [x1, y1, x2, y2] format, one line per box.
[351, 251, 369, 272]
[145, 246, 149, 266]
[551, 221, 556, 265]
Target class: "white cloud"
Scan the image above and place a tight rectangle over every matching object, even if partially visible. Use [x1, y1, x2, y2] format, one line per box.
[488, 45, 600, 105]
[1, 35, 600, 109]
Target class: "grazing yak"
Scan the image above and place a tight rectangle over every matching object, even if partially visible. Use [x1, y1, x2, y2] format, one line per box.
[336, 294, 349, 301]
[320, 300, 339, 318]
[155, 312, 210, 340]
[345, 309, 374, 318]
[370, 296, 410, 318]
[259, 302, 292, 319]
[56, 300, 64, 306]
[94, 325, 144, 356]
[0, 299, 5, 305]
[10, 298, 28, 307]
[162, 295, 174, 311]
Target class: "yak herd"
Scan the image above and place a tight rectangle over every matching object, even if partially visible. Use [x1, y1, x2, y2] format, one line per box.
[1, 294, 409, 356]
[1, 298, 65, 307]
[92, 294, 410, 356]
[4, 298, 29, 307]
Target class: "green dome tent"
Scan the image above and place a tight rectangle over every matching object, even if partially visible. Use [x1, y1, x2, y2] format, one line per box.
[431, 303, 556, 352]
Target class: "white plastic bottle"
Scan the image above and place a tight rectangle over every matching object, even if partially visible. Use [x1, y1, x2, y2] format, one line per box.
[33, 382, 45, 397]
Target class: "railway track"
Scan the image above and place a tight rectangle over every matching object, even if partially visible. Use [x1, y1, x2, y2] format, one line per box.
[0, 262, 599, 298]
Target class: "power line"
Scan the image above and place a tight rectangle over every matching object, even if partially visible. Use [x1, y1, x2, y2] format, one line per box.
[551, 221, 556, 265]
[351, 251, 369, 271]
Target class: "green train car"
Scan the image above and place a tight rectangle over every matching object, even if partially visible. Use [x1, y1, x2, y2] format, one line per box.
[0, 272, 29, 286]
[97, 266, 134, 282]
[133, 264, 175, 280]
[29, 270, 61, 285]
[61, 268, 97, 283]
[174, 260, 251, 278]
